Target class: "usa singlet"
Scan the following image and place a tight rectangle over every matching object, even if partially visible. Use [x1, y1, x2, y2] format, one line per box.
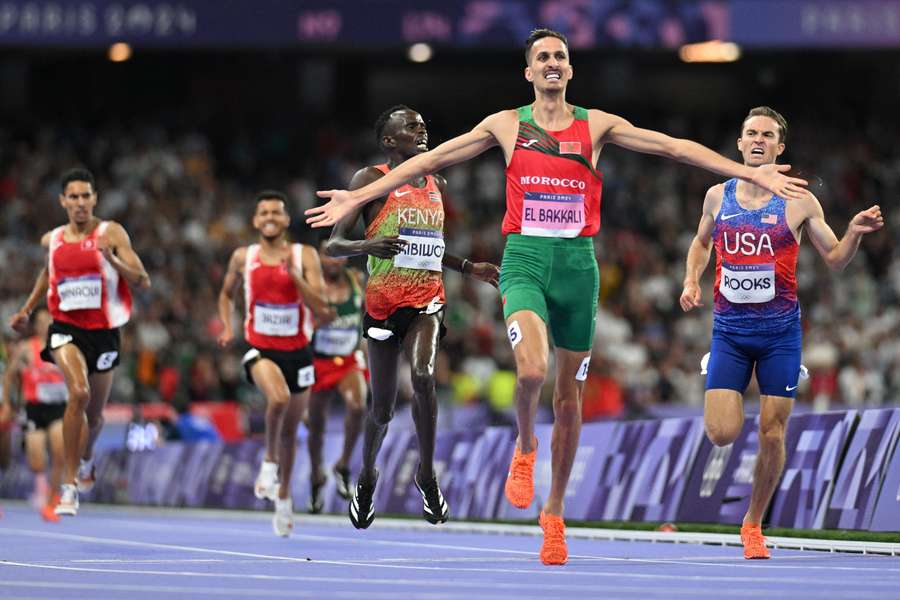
[364, 163, 445, 320]
[713, 178, 799, 333]
[503, 105, 603, 237]
[47, 221, 133, 330]
[244, 243, 314, 351]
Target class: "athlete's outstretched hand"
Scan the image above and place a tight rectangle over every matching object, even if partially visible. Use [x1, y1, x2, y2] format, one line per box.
[750, 163, 807, 201]
[849, 205, 884, 235]
[362, 236, 408, 259]
[468, 262, 500, 288]
[679, 281, 703, 312]
[8, 310, 29, 334]
[306, 190, 357, 228]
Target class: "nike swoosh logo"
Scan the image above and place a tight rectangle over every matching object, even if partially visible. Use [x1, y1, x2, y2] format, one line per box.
[721, 213, 742, 220]
[785, 385, 798, 391]
[522, 139, 538, 148]
[394, 190, 412, 197]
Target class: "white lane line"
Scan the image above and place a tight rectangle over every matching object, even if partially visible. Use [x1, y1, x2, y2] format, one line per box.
[0, 562, 888, 600]
[44, 518, 900, 575]
[1, 527, 896, 588]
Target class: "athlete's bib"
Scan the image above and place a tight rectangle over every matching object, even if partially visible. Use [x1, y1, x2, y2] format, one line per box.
[36, 382, 68, 404]
[253, 303, 300, 336]
[314, 327, 359, 356]
[521, 192, 585, 238]
[58, 275, 102, 311]
[394, 227, 445, 271]
[719, 262, 775, 304]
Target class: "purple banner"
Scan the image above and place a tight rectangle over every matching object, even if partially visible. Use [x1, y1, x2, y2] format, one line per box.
[587, 418, 703, 522]
[825, 409, 900, 529]
[454, 426, 516, 520]
[869, 432, 900, 532]
[768, 411, 857, 529]
[677, 418, 759, 524]
[204, 439, 265, 509]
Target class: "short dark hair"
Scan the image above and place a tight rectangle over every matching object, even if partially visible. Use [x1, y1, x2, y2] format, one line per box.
[374, 104, 412, 148]
[743, 106, 788, 143]
[254, 190, 288, 208]
[524, 28, 569, 64]
[60, 168, 95, 193]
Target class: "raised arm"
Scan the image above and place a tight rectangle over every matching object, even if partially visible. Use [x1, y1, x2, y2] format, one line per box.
[680, 186, 721, 312]
[99, 222, 151, 289]
[594, 111, 808, 201]
[803, 195, 883, 272]
[323, 167, 408, 260]
[217, 247, 245, 347]
[307, 111, 513, 228]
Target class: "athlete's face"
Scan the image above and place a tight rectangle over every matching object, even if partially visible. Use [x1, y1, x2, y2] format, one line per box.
[59, 180, 96, 225]
[525, 37, 573, 92]
[738, 116, 785, 167]
[319, 242, 347, 277]
[383, 110, 428, 159]
[253, 199, 290, 240]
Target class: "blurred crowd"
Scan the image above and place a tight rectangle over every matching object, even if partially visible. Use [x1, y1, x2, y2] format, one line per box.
[1, 106, 897, 425]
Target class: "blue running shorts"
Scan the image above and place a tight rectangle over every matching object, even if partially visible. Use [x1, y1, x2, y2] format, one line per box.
[705, 321, 803, 398]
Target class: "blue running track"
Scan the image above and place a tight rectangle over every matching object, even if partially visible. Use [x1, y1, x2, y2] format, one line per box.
[0, 503, 897, 599]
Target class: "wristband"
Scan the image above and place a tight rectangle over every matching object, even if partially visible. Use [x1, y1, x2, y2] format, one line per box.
[461, 259, 469, 274]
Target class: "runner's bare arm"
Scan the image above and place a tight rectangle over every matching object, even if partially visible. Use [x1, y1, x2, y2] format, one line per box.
[324, 167, 407, 259]
[217, 247, 246, 347]
[100, 222, 151, 288]
[295, 245, 336, 321]
[10, 234, 51, 333]
[803, 193, 883, 271]
[680, 186, 721, 312]
[308, 111, 512, 227]
[591, 111, 808, 201]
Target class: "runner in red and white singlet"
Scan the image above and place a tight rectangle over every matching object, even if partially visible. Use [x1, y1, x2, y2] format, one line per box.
[218, 190, 333, 537]
[9, 168, 151, 518]
[2, 308, 67, 521]
[307, 30, 808, 565]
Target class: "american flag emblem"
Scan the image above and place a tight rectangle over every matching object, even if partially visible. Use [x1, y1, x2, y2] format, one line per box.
[428, 191, 442, 203]
[559, 141, 581, 154]
[761, 214, 777, 225]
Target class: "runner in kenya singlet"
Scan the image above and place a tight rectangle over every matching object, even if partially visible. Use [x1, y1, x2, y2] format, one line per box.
[363, 163, 446, 320]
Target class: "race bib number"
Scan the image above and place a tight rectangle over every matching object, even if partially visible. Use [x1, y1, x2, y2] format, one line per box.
[297, 365, 316, 388]
[96, 351, 118, 371]
[314, 327, 359, 356]
[522, 192, 585, 238]
[394, 227, 444, 271]
[36, 382, 68, 404]
[253, 303, 299, 336]
[720, 262, 775, 304]
[58, 275, 102, 311]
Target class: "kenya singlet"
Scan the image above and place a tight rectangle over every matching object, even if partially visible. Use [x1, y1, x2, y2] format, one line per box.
[713, 178, 800, 334]
[243, 243, 314, 351]
[47, 221, 133, 330]
[364, 164, 446, 320]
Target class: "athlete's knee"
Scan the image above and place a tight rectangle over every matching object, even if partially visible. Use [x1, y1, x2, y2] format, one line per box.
[758, 420, 787, 447]
[553, 394, 582, 422]
[370, 401, 394, 427]
[268, 390, 290, 407]
[516, 360, 547, 392]
[705, 421, 741, 447]
[67, 384, 90, 408]
[87, 412, 104, 431]
[409, 368, 435, 399]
